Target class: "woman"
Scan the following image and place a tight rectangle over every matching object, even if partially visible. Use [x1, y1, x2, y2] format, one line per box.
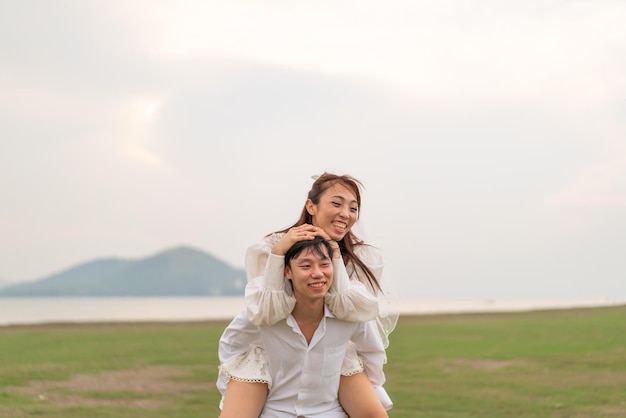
[219, 172, 398, 418]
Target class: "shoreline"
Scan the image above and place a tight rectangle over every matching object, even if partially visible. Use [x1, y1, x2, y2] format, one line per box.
[1, 297, 625, 328]
[3, 304, 626, 330]
[392, 296, 626, 315]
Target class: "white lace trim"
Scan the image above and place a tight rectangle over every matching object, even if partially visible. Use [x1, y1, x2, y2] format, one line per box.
[341, 357, 364, 376]
[220, 345, 273, 390]
[340, 342, 365, 376]
[220, 368, 271, 386]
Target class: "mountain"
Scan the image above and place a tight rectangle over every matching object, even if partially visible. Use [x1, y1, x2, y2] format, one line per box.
[0, 246, 246, 297]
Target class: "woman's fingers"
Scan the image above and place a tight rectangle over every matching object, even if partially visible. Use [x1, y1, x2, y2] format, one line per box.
[287, 225, 317, 241]
[288, 224, 338, 243]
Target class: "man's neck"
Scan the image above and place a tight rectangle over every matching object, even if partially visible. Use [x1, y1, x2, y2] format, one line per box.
[291, 299, 325, 344]
[291, 299, 325, 324]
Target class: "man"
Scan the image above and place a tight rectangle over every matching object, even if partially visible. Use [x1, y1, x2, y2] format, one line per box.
[217, 237, 387, 417]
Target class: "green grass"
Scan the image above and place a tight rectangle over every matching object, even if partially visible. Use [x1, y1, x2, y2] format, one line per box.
[1, 306, 625, 417]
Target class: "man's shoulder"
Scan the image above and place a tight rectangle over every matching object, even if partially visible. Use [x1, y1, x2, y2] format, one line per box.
[324, 311, 361, 333]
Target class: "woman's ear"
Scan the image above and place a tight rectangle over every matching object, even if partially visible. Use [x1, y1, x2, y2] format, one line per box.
[284, 266, 292, 279]
[305, 199, 316, 216]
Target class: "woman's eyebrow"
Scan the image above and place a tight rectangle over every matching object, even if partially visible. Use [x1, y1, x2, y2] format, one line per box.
[330, 195, 358, 204]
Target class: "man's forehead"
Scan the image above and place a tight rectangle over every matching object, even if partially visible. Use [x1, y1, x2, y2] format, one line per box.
[293, 246, 329, 260]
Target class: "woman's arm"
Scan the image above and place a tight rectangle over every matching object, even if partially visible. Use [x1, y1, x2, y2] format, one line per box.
[244, 234, 296, 326]
[324, 258, 379, 321]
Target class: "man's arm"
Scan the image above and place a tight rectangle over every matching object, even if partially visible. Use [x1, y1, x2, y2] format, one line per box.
[218, 309, 262, 364]
[351, 320, 387, 387]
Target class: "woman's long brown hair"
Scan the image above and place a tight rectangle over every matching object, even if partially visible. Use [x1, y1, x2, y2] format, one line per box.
[273, 172, 382, 294]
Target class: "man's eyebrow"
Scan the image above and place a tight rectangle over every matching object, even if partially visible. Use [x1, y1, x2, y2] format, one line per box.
[293, 254, 316, 262]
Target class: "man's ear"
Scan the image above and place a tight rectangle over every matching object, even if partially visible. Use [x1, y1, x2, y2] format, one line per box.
[305, 199, 316, 216]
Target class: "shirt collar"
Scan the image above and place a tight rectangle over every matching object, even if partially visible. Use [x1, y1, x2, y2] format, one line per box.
[324, 304, 336, 319]
[286, 303, 336, 327]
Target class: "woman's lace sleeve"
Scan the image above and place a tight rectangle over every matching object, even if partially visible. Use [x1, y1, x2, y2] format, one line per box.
[244, 234, 296, 326]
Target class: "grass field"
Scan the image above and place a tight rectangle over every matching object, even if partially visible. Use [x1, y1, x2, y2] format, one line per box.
[1, 305, 625, 417]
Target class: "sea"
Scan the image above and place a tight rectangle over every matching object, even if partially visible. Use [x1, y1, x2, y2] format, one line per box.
[1, 297, 624, 327]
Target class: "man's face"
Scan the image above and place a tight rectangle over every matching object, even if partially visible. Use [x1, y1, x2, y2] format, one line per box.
[285, 245, 334, 302]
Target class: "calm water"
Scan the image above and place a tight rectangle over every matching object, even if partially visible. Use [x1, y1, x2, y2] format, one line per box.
[1, 297, 624, 326]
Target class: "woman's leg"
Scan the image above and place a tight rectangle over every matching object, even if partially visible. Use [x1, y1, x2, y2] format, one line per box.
[338, 371, 388, 418]
[219, 380, 268, 418]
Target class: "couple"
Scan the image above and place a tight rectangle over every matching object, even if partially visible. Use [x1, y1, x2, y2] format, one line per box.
[217, 173, 398, 417]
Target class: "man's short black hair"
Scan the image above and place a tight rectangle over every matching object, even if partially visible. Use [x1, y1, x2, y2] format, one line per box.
[284, 236, 333, 267]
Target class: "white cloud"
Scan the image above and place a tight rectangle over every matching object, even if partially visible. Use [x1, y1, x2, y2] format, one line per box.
[103, 0, 626, 109]
[546, 153, 626, 207]
[113, 97, 166, 169]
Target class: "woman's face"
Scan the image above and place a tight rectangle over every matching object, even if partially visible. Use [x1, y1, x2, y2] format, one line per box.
[307, 183, 359, 241]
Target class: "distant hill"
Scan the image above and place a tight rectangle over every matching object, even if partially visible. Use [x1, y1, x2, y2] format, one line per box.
[0, 278, 13, 289]
[0, 246, 246, 297]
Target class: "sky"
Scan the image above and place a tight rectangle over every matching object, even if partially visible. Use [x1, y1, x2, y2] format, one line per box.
[1, 0, 625, 299]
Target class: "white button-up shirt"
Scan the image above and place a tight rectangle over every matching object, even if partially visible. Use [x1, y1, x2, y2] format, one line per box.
[218, 306, 387, 418]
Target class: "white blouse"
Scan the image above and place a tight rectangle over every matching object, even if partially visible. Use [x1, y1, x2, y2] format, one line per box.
[244, 233, 398, 347]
